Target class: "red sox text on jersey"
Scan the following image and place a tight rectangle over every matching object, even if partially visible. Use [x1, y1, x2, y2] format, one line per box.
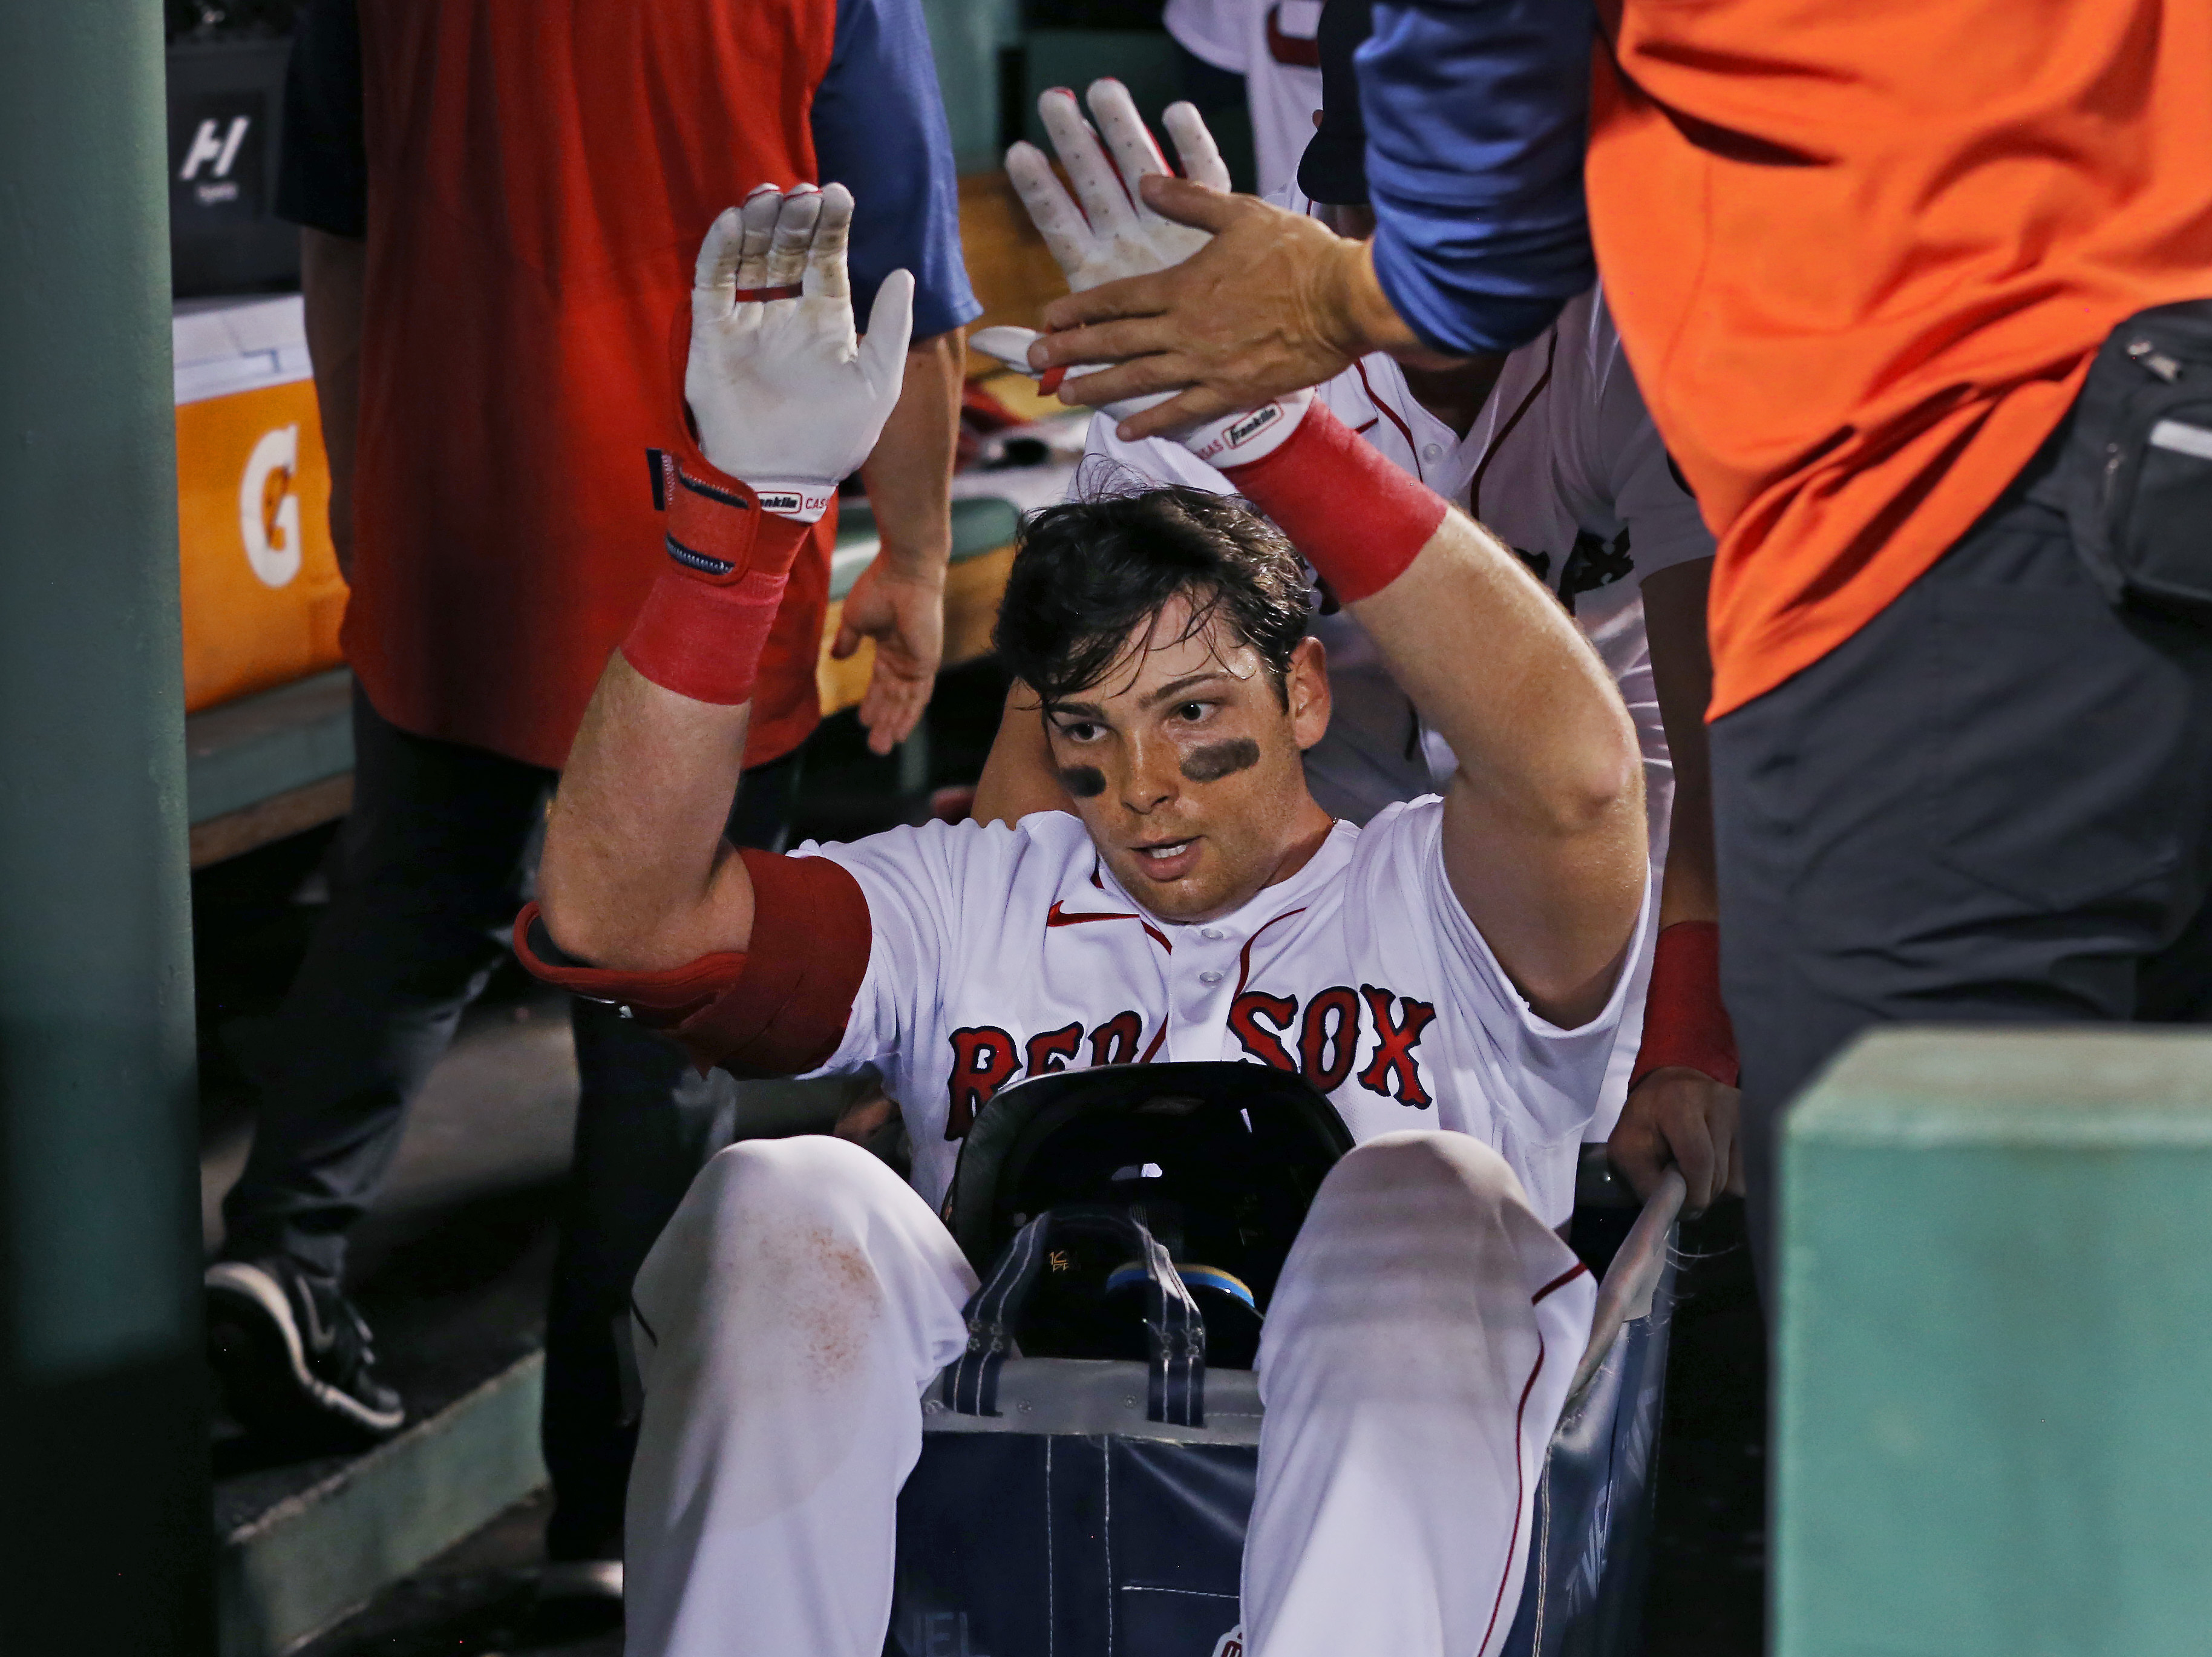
[946, 977, 1438, 1137]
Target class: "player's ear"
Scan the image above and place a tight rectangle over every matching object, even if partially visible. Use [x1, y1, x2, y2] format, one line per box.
[1287, 635, 1330, 751]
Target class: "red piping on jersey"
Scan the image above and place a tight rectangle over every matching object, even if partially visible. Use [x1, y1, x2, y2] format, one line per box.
[1532, 1261, 1589, 1304]
[1139, 1020, 1170, 1063]
[1045, 899, 1172, 954]
[1481, 1333, 1549, 1657]
[1473, 1259, 1591, 1654]
[1352, 359, 1419, 477]
[1265, 4, 1322, 67]
[1231, 907, 1309, 1001]
[1469, 329, 1558, 520]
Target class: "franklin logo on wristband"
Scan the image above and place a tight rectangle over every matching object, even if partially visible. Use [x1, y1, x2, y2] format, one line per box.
[1225, 405, 1283, 449]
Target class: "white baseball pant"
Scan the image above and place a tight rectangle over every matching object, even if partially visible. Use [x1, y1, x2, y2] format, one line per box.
[623, 1129, 1595, 1657]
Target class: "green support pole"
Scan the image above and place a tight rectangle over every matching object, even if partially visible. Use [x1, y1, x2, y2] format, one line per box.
[0, 4, 213, 1653]
[1778, 1028, 2212, 1657]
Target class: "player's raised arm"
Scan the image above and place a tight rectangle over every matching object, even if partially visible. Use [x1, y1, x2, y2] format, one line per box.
[981, 87, 1643, 1026]
[534, 186, 913, 972]
[1254, 419, 1647, 1026]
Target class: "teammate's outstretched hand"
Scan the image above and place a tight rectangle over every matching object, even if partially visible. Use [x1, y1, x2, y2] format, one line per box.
[988, 87, 1314, 468]
[831, 556, 943, 754]
[1608, 1068, 1746, 1216]
[686, 183, 914, 509]
[1027, 181, 1376, 442]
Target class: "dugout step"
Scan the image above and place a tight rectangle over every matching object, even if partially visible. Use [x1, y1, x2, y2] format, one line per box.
[201, 973, 865, 1655]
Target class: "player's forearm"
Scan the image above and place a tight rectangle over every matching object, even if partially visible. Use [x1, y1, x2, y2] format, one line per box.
[301, 228, 365, 574]
[1354, 523, 1641, 847]
[539, 655, 758, 971]
[538, 183, 908, 973]
[1640, 559, 1719, 928]
[1221, 401, 1643, 1019]
[1657, 770, 1718, 928]
[858, 330, 964, 583]
[1355, 527, 1648, 1021]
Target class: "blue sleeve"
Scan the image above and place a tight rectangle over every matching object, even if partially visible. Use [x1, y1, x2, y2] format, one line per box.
[812, 0, 982, 341]
[1359, 0, 1597, 356]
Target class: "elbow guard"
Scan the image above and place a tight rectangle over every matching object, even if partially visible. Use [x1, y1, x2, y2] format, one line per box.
[512, 848, 871, 1078]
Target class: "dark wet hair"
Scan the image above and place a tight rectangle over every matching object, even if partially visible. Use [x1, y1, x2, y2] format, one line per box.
[992, 482, 1312, 708]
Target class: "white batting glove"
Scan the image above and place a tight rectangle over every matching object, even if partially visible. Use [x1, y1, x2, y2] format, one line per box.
[686, 183, 914, 521]
[994, 85, 1311, 468]
[1006, 80, 1228, 292]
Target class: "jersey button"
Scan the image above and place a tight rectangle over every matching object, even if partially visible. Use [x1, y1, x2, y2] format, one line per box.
[1198, 970, 1225, 985]
[1200, 928, 1225, 940]
[1422, 442, 1444, 460]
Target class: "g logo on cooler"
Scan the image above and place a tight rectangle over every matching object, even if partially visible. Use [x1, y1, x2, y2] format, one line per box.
[239, 424, 302, 588]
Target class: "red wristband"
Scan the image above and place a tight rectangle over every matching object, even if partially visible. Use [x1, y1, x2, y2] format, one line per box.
[620, 303, 819, 703]
[1628, 920, 1739, 1091]
[620, 563, 790, 704]
[1219, 399, 1449, 604]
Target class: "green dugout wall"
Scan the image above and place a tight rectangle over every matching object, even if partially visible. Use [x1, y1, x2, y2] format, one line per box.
[1780, 1028, 2212, 1656]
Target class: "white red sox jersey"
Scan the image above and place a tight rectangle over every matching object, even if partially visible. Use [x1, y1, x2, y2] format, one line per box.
[795, 801, 1649, 1229]
[1163, 0, 1324, 197]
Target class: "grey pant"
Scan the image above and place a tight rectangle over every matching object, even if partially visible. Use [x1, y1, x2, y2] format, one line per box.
[1710, 428, 2212, 1285]
[221, 687, 796, 1552]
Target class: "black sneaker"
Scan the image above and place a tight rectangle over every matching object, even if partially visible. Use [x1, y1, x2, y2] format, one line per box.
[205, 1257, 405, 1443]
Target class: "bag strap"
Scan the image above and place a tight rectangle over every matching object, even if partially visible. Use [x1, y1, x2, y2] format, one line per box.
[946, 1204, 1208, 1427]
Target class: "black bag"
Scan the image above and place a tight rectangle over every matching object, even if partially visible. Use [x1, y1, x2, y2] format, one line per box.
[2061, 298, 2212, 610]
[889, 1063, 1683, 1657]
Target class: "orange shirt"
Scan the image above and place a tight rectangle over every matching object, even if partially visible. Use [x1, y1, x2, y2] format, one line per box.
[348, 0, 838, 769]
[1586, 1, 2212, 718]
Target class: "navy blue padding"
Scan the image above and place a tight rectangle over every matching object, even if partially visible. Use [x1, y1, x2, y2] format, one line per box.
[1498, 1247, 1680, 1657]
[890, 1436, 1251, 1657]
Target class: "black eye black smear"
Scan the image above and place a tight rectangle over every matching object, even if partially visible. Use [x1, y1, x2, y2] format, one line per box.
[1181, 739, 1260, 784]
[1058, 765, 1107, 798]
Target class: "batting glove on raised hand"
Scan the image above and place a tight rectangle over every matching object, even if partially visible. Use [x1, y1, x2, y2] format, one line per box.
[686, 182, 914, 521]
[991, 83, 1310, 468]
[1007, 79, 1228, 290]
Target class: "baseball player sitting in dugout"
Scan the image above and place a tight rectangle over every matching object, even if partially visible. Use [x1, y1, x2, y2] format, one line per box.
[519, 182, 1651, 1657]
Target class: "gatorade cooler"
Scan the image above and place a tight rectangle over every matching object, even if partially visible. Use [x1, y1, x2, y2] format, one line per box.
[173, 295, 348, 712]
